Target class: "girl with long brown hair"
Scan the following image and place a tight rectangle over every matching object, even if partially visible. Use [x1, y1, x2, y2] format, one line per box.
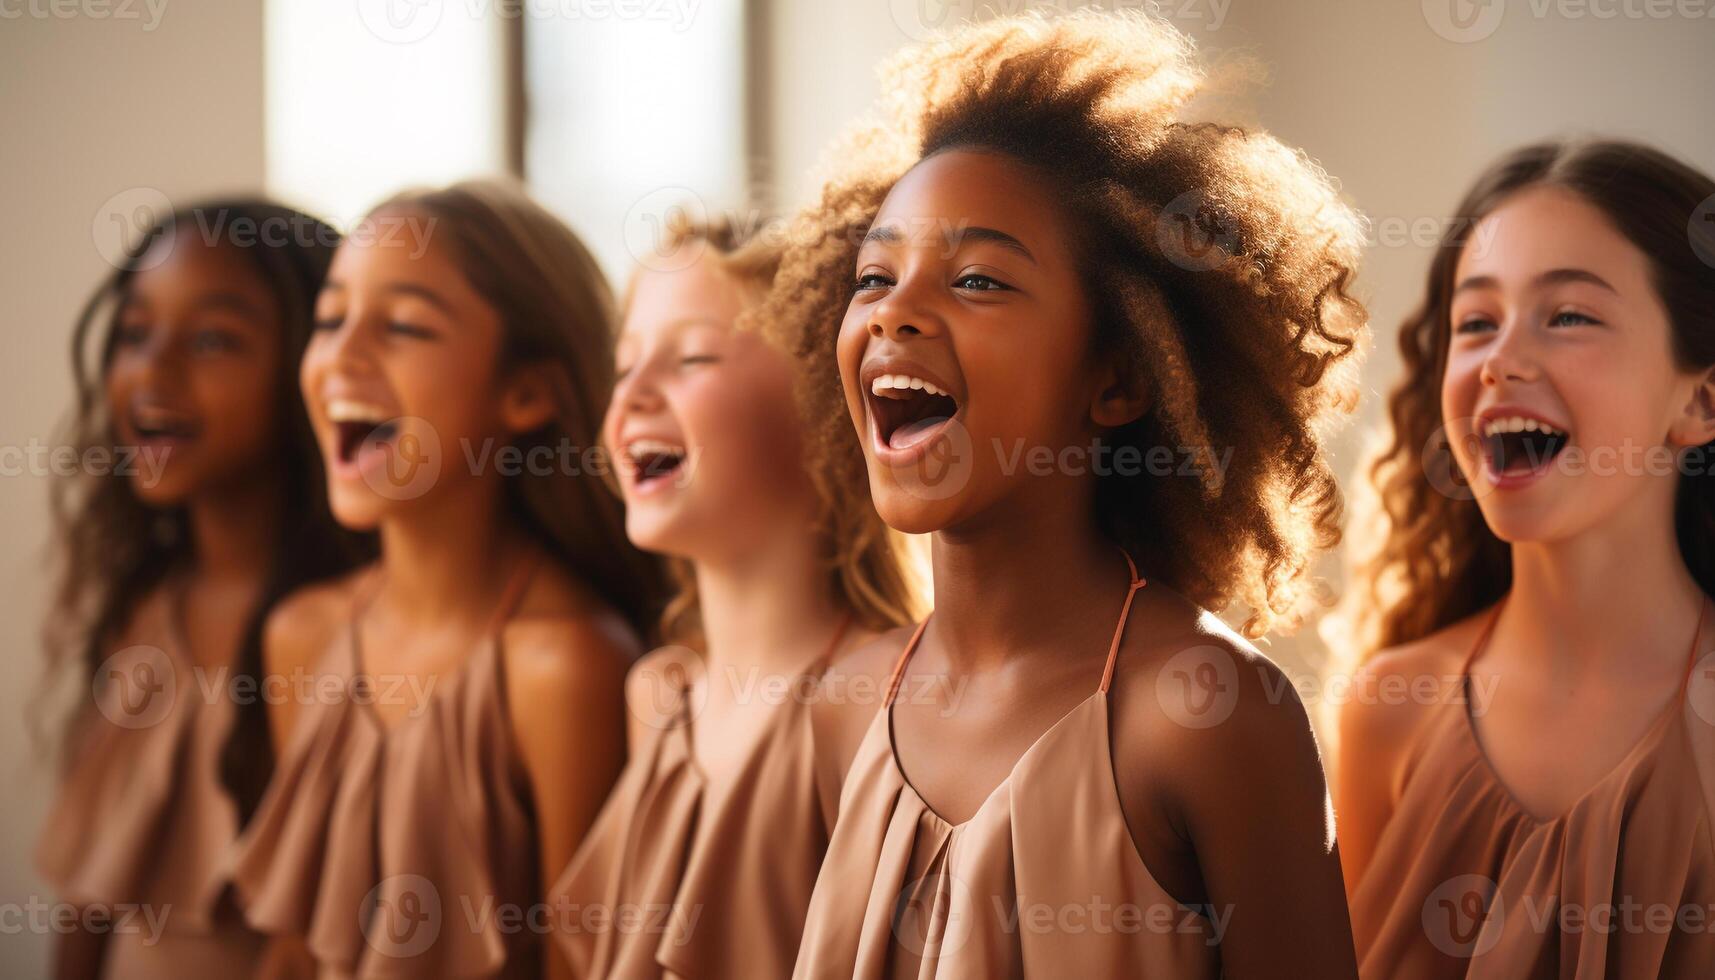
[548, 215, 921, 978]
[771, 11, 1367, 977]
[1337, 141, 1715, 977]
[37, 199, 371, 978]
[225, 179, 665, 979]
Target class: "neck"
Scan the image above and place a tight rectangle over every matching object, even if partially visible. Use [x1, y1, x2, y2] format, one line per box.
[375, 476, 525, 629]
[1500, 490, 1704, 677]
[927, 480, 1127, 672]
[183, 474, 282, 589]
[694, 526, 846, 675]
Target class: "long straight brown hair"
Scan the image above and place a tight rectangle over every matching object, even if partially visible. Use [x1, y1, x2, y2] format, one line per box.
[1343, 141, 1715, 661]
[370, 179, 669, 639]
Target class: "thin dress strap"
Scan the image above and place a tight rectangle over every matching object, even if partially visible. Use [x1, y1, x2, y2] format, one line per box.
[1675, 596, 1709, 699]
[1460, 597, 1508, 677]
[885, 548, 1148, 704]
[884, 617, 933, 707]
[1098, 549, 1148, 695]
[487, 551, 540, 637]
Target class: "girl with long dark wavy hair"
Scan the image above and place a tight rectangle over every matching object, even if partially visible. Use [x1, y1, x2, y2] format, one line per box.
[1337, 141, 1715, 977]
[37, 199, 371, 979]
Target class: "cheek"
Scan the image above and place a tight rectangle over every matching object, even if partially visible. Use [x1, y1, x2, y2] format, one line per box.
[198, 355, 283, 440]
[682, 372, 802, 483]
[836, 312, 869, 423]
[964, 325, 1082, 444]
[392, 343, 502, 440]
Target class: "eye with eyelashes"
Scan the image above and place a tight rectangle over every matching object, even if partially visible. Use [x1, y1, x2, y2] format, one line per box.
[1454, 307, 1604, 336]
[851, 270, 1017, 293]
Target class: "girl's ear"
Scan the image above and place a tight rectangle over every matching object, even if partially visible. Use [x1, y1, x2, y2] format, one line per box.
[498, 363, 560, 435]
[1671, 365, 1715, 448]
[1089, 364, 1150, 428]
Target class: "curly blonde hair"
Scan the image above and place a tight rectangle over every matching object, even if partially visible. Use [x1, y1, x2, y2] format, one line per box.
[756, 11, 1367, 637]
[631, 214, 925, 648]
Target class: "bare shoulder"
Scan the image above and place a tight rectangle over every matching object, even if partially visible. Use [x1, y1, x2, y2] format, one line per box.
[500, 565, 640, 779]
[262, 566, 372, 678]
[501, 559, 641, 701]
[1337, 609, 1490, 766]
[813, 622, 918, 762]
[619, 644, 703, 734]
[1109, 587, 1320, 765]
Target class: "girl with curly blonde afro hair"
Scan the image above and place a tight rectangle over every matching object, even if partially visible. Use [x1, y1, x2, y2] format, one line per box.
[772, 10, 1368, 978]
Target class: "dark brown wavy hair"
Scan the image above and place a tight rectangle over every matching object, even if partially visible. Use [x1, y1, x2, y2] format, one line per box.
[46, 199, 375, 821]
[1341, 140, 1715, 661]
[757, 11, 1368, 636]
[627, 214, 925, 648]
[371, 179, 668, 640]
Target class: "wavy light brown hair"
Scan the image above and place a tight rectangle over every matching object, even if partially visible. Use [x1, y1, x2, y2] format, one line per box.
[1338, 140, 1715, 661]
[628, 213, 925, 648]
[372, 179, 669, 638]
[757, 11, 1367, 636]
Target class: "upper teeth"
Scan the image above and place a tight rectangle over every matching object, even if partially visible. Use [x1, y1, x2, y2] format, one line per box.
[871, 373, 950, 398]
[1482, 416, 1566, 437]
[326, 399, 391, 424]
[628, 439, 683, 460]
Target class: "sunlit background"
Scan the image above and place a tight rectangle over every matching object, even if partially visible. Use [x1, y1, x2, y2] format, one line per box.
[4, 1, 1713, 969]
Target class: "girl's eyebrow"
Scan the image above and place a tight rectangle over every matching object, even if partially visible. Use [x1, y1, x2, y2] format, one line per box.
[860, 223, 1037, 263]
[1454, 267, 1619, 297]
[192, 291, 269, 320]
[318, 278, 457, 314]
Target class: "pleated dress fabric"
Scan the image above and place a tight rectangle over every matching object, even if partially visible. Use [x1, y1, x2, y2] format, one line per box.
[551, 616, 853, 979]
[227, 559, 543, 979]
[37, 585, 268, 979]
[792, 552, 1225, 979]
[1351, 596, 1715, 979]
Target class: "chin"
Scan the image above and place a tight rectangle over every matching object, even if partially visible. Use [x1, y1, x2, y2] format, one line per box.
[327, 488, 386, 531]
[869, 481, 959, 536]
[128, 475, 194, 508]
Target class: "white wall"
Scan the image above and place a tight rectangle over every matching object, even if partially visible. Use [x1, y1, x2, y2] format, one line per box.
[0, 2, 266, 972]
[265, 0, 508, 226]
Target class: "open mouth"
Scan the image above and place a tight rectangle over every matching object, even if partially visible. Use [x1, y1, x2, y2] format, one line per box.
[867, 372, 960, 452]
[625, 439, 688, 490]
[129, 404, 199, 444]
[326, 399, 400, 465]
[1481, 415, 1570, 477]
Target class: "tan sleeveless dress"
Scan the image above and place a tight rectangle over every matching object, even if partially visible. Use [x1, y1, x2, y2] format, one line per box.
[550, 616, 853, 979]
[37, 585, 267, 979]
[228, 558, 543, 979]
[793, 552, 1224, 978]
[1351, 596, 1715, 979]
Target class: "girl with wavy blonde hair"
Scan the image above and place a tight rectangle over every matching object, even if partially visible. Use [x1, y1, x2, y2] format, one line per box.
[550, 213, 922, 978]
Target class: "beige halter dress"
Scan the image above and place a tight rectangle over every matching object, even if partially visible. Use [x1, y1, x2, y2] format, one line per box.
[228, 558, 544, 979]
[1351, 596, 1715, 979]
[792, 551, 1224, 978]
[37, 584, 267, 979]
[551, 615, 854, 978]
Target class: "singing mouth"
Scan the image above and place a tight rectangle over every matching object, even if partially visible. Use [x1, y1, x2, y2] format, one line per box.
[624, 438, 688, 489]
[326, 399, 401, 464]
[865, 371, 961, 453]
[129, 403, 200, 444]
[1480, 413, 1571, 477]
